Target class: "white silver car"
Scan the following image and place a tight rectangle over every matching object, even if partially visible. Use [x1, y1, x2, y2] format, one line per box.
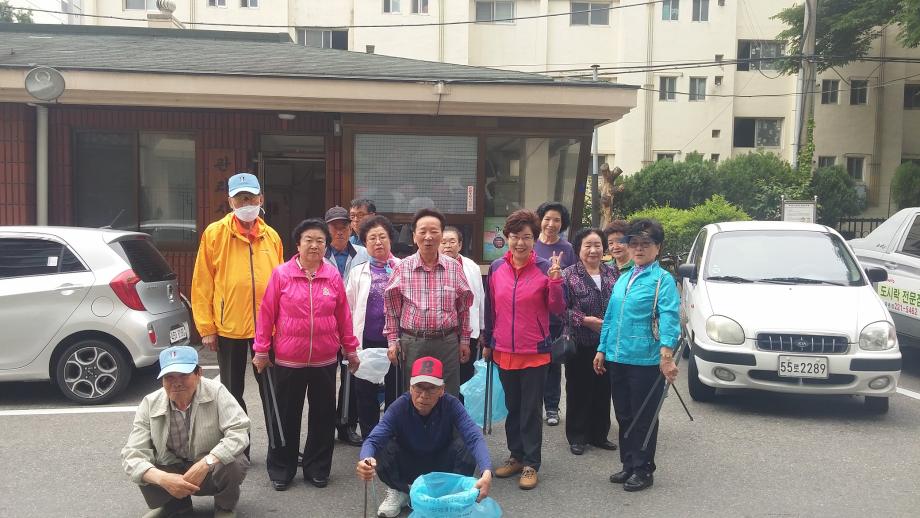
[678, 221, 900, 414]
[0, 226, 190, 404]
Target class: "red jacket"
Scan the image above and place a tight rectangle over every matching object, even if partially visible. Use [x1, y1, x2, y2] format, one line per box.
[484, 251, 565, 354]
[253, 257, 358, 368]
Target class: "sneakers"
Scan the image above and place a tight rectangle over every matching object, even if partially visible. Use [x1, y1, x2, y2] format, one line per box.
[545, 410, 560, 426]
[494, 457, 524, 478]
[214, 507, 236, 518]
[142, 497, 192, 518]
[518, 467, 539, 490]
[377, 488, 409, 518]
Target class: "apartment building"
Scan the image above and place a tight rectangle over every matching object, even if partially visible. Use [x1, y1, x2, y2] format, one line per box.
[10, 0, 920, 216]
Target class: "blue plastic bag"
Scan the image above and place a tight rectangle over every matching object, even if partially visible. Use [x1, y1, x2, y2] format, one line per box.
[409, 472, 502, 518]
[460, 360, 507, 427]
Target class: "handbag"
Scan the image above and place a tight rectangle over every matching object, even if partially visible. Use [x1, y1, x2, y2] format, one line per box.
[551, 284, 577, 364]
[651, 276, 663, 342]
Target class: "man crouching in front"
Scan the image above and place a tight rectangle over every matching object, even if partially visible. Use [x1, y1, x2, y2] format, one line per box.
[121, 346, 250, 518]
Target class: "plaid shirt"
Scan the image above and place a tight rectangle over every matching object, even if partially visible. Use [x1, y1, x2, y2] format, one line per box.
[384, 252, 473, 348]
[166, 401, 193, 461]
[562, 261, 619, 346]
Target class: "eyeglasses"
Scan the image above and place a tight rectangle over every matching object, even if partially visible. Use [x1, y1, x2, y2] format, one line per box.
[508, 235, 534, 243]
[628, 240, 656, 249]
[411, 385, 441, 396]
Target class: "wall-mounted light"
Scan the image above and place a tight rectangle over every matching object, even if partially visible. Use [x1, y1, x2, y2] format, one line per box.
[333, 120, 342, 136]
[277, 113, 296, 121]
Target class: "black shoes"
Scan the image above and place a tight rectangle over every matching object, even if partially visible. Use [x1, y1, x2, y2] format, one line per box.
[590, 440, 619, 451]
[306, 475, 329, 488]
[337, 426, 363, 446]
[608, 470, 632, 484]
[623, 472, 654, 492]
[569, 444, 585, 455]
[271, 479, 291, 491]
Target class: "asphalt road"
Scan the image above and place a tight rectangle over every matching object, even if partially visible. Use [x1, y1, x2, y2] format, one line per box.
[2, 348, 920, 518]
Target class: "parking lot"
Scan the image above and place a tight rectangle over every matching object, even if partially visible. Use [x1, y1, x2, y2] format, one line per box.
[2, 348, 920, 518]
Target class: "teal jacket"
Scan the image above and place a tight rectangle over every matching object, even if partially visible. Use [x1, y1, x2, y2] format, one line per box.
[597, 261, 680, 366]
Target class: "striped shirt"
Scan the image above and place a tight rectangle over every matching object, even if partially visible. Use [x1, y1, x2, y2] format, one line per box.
[166, 401, 193, 461]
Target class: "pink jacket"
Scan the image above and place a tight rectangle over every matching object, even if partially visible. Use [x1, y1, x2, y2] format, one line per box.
[254, 257, 359, 368]
[484, 251, 565, 355]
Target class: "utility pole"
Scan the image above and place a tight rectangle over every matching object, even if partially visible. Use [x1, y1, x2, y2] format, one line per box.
[792, 0, 818, 170]
[591, 64, 600, 228]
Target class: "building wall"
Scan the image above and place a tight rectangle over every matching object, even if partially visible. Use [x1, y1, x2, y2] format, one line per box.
[0, 103, 35, 226]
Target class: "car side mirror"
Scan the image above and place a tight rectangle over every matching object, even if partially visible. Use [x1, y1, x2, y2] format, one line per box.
[677, 263, 698, 282]
[865, 267, 887, 283]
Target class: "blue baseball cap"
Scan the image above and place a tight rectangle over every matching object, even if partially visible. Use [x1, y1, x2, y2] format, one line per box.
[228, 172, 261, 197]
[157, 346, 199, 379]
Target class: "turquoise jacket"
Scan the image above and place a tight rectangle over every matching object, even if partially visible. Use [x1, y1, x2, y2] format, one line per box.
[597, 261, 680, 366]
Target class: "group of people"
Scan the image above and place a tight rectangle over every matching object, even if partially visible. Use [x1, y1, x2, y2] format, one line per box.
[120, 171, 681, 518]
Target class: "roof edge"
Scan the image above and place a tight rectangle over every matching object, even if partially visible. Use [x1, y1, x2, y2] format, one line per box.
[0, 22, 292, 43]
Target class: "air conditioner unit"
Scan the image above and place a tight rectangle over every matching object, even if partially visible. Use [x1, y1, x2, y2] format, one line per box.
[715, 75, 723, 86]
[718, 0, 725, 6]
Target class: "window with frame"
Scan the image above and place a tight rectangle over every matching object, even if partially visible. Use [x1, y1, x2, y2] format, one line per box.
[710, 153, 720, 163]
[662, 0, 679, 21]
[846, 156, 865, 181]
[850, 80, 868, 105]
[476, 1, 514, 22]
[659, 77, 677, 101]
[571, 2, 610, 26]
[692, 0, 708, 21]
[412, 0, 428, 14]
[821, 80, 839, 104]
[656, 153, 676, 162]
[74, 132, 197, 248]
[733, 118, 782, 148]
[689, 77, 706, 101]
[241, 0, 258, 7]
[905, 84, 920, 109]
[0, 238, 86, 279]
[125, 0, 157, 9]
[737, 40, 784, 71]
[207, 0, 226, 6]
[384, 0, 401, 13]
[901, 216, 920, 257]
[297, 29, 348, 50]
[817, 156, 836, 168]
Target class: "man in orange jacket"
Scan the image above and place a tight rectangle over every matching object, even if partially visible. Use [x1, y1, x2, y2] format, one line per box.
[191, 173, 284, 447]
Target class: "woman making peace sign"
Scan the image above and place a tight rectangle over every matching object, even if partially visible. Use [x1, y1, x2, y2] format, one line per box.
[482, 210, 565, 491]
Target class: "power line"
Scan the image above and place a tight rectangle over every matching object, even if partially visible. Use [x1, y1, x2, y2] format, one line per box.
[16, 1, 663, 30]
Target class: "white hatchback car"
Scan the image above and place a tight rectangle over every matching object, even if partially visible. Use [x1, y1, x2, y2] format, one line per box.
[678, 221, 900, 413]
[0, 227, 191, 404]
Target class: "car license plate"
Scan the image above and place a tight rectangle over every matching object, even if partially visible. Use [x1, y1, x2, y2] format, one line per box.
[169, 323, 189, 344]
[777, 355, 828, 379]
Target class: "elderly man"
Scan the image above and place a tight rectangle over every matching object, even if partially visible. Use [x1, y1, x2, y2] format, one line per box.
[357, 357, 492, 518]
[122, 346, 250, 518]
[190, 172, 283, 433]
[348, 198, 377, 246]
[384, 208, 474, 397]
[324, 205, 371, 447]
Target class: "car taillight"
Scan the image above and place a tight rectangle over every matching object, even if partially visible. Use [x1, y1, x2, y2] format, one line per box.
[147, 323, 157, 344]
[110, 269, 147, 311]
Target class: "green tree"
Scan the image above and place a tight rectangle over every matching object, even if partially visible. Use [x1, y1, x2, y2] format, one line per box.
[627, 195, 750, 257]
[811, 166, 862, 226]
[891, 161, 920, 209]
[716, 151, 807, 220]
[774, 0, 919, 74]
[618, 155, 718, 214]
[0, 1, 33, 22]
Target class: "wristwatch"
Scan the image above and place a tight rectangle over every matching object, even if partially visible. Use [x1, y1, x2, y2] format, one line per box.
[205, 454, 217, 471]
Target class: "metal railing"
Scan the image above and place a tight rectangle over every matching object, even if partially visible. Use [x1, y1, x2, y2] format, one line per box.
[836, 217, 886, 239]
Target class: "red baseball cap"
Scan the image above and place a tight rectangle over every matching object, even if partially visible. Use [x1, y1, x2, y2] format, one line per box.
[410, 357, 444, 386]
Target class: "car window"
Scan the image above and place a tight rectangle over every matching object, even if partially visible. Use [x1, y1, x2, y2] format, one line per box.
[0, 238, 85, 279]
[115, 237, 177, 282]
[689, 229, 707, 265]
[703, 230, 864, 286]
[899, 216, 920, 258]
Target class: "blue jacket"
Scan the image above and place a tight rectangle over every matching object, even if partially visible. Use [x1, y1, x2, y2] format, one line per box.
[359, 393, 492, 471]
[597, 261, 680, 366]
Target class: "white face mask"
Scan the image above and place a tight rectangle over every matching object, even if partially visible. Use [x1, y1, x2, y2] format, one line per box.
[233, 204, 261, 223]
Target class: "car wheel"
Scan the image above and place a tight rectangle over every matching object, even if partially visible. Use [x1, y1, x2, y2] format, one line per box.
[688, 351, 716, 402]
[864, 396, 889, 415]
[54, 338, 132, 405]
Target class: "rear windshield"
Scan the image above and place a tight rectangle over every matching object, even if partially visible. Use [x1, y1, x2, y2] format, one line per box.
[116, 238, 177, 282]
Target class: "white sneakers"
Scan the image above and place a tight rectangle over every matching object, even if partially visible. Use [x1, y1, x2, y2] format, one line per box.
[377, 488, 409, 518]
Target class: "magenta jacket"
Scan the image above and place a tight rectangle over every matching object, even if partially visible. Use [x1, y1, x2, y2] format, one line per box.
[483, 251, 565, 355]
[254, 257, 359, 368]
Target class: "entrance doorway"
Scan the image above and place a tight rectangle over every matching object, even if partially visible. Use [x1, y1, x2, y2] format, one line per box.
[260, 158, 326, 258]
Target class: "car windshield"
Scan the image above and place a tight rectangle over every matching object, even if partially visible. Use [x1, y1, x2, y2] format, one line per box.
[703, 230, 865, 286]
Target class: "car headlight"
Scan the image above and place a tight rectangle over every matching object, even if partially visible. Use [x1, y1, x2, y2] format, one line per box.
[859, 321, 897, 351]
[705, 315, 745, 345]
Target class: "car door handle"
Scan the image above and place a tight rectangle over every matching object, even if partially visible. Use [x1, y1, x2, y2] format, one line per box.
[55, 283, 87, 294]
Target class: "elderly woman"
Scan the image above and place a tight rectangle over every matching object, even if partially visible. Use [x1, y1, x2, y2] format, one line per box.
[594, 218, 679, 492]
[604, 219, 634, 273]
[562, 228, 619, 456]
[535, 201, 576, 427]
[345, 215, 402, 438]
[252, 218, 360, 492]
[483, 209, 564, 491]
